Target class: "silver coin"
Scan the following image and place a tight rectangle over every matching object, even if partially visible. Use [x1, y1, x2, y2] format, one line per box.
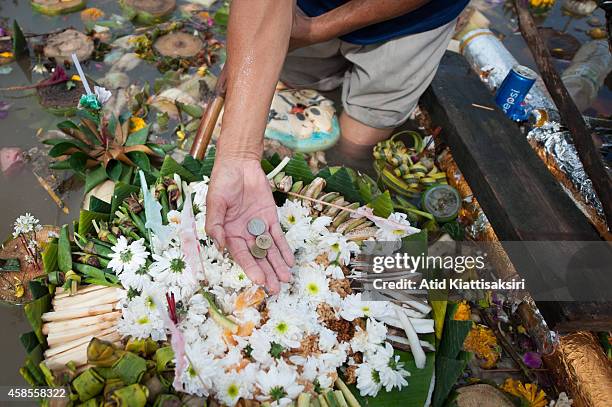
[249, 244, 267, 259]
[247, 217, 266, 236]
[256, 233, 273, 250]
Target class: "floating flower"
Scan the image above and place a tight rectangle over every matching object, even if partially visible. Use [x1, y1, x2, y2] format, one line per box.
[453, 300, 471, 321]
[81, 7, 105, 22]
[12, 213, 42, 238]
[129, 116, 147, 134]
[501, 378, 548, 407]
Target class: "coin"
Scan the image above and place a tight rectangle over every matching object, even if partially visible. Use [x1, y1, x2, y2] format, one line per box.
[249, 244, 267, 259]
[255, 233, 273, 250]
[247, 218, 266, 236]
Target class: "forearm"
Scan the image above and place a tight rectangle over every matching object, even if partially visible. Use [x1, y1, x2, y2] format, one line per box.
[216, 0, 293, 161]
[313, 0, 431, 42]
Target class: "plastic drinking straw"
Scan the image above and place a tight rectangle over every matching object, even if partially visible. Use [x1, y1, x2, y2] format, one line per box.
[71, 53, 92, 95]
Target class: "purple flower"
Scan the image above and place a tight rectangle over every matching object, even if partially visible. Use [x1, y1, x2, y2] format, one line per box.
[0, 101, 10, 120]
[0, 27, 7, 37]
[523, 351, 542, 369]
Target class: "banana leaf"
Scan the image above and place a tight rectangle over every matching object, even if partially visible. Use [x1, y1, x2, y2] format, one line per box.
[154, 346, 174, 374]
[24, 294, 51, 343]
[319, 167, 363, 204]
[159, 156, 197, 183]
[73, 368, 105, 402]
[126, 337, 159, 357]
[89, 196, 111, 214]
[110, 182, 140, 219]
[78, 210, 110, 236]
[96, 352, 147, 385]
[58, 225, 72, 272]
[350, 350, 435, 407]
[368, 191, 393, 218]
[125, 126, 150, 147]
[283, 153, 315, 183]
[88, 338, 124, 368]
[85, 166, 109, 194]
[110, 384, 148, 407]
[12, 20, 28, 56]
[153, 394, 181, 407]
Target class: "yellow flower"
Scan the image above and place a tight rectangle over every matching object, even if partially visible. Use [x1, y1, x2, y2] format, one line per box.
[453, 301, 471, 321]
[81, 8, 105, 22]
[0, 51, 14, 58]
[129, 117, 147, 134]
[501, 378, 548, 407]
[463, 324, 500, 368]
[176, 130, 186, 140]
[71, 75, 81, 82]
[197, 66, 208, 77]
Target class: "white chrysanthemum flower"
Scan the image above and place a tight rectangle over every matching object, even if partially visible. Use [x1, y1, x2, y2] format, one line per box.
[277, 199, 311, 230]
[375, 212, 419, 241]
[356, 362, 383, 397]
[198, 318, 228, 357]
[317, 326, 338, 352]
[318, 232, 359, 265]
[221, 263, 252, 290]
[108, 236, 149, 274]
[214, 368, 256, 407]
[263, 314, 303, 349]
[256, 360, 304, 406]
[325, 264, 345, 279]
[180, 350, 218, 397]
[339, 293, 390, 321]
[117, 294, 166, 340]
[297, 267, 330, 301]
[149, 247, 195, 287]
[284, 220, 311, 252]
[248, 329, 274, 367]
[195, 211, 207, 240]
[190, 178, 210, 212]
[368, 343, 410, 392]
[118, 264, 152, 291]
[350, 318, 387, 354]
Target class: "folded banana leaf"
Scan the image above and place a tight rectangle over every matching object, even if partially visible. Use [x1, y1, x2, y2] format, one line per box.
[73, 368, 105, 402]
[110, 384, 148, 407]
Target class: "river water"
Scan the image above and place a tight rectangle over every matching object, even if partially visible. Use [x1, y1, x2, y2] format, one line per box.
[0, 0, 608, 387]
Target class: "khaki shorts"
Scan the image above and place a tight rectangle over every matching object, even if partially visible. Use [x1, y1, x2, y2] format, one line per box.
[280, 20, 456, 129]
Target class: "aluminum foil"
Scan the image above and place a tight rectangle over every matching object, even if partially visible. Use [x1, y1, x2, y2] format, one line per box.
[527, 121, 605, 219]
[460, 29, 556, 113]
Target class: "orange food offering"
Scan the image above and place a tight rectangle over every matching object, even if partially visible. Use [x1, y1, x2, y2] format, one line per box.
[234, 287, 266, 312]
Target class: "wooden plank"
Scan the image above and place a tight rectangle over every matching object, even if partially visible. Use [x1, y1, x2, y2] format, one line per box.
[421, 51, 612, 329]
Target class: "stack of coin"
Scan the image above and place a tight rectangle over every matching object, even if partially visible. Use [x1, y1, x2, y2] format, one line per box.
[248, 218, 272, 259]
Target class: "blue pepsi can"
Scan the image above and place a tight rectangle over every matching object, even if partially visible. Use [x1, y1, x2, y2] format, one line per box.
[495, 65, 537, 121]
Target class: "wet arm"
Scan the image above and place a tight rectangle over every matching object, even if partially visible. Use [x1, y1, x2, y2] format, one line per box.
[216, 0, 293, 161]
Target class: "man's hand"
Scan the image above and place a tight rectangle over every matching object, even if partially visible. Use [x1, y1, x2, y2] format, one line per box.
[205, 159, 294, 294]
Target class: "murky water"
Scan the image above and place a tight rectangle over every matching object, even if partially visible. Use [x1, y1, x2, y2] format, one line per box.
[0, 0, 609, 386]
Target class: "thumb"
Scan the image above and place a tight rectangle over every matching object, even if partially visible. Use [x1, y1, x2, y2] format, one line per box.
[205, 197, 227, 250]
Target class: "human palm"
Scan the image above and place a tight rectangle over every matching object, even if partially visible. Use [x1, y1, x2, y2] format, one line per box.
[206, 159, 293, 294]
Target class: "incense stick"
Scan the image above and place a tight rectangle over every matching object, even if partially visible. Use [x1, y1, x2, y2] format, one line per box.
[71, 53, 92, 95]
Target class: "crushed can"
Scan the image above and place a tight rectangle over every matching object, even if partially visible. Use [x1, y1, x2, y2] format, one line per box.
[495, 65, 538, 121]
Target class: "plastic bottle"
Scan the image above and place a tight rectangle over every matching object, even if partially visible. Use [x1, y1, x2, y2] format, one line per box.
[561, 40, 612, 112]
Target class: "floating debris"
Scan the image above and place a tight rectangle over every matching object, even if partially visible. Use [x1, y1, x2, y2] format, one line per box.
[153, 32, 204, 58]
[31, 0, 86, 16]
[119, 0, 177, 25]
[43, 29, 94, 63]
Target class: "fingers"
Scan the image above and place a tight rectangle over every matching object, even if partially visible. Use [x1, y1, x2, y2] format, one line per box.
[226, 237, 266, 286]
[257, 259, 280, 295]
[205, 197, 227, 250]
[271, 223, 295, 267]
[267, 246, 292, 283]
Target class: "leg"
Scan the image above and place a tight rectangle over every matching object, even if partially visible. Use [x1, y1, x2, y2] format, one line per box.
[339, 20, 457, 146]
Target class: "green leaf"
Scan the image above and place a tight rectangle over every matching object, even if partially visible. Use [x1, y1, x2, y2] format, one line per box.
[442, 221, 464, 241]
[20, 331, 40, 353]
[176, 102, 203, 119]
[159, 155, 197, 182]
[154, 346, 174, 373]
[68, 152, 89, 174]
[323, 167, 363, 204]
[127, 151, 151, 173]
[79, 210, 109, 236]
[89, 196, 111, 213]
[438, 319, 472, 360]
[49, 141, 84, 157]
[29, 280, 49, 299]
[24, 294, 51, 343]
[369, 191, 393, 218]
[110, 182, 140, 219]
[125, 126, 149, 146]
[85, 166, 108, 193]
[42, 240, 58, 274]
[12, 20, 28, 57]
[49, 160, 72, 170]
[433, 356, 468, 407]
[213, 2, 230, 27]
[106, 161, 124, 181]
[58, 225, 72, 272]
[96, 352, 147, 385]
[350, 350, 435, 407]
[200, 147, 216, 177]
[66, 80, 76, 90]
[0, 258, 20, 272]
[284, 153, 315, 183]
